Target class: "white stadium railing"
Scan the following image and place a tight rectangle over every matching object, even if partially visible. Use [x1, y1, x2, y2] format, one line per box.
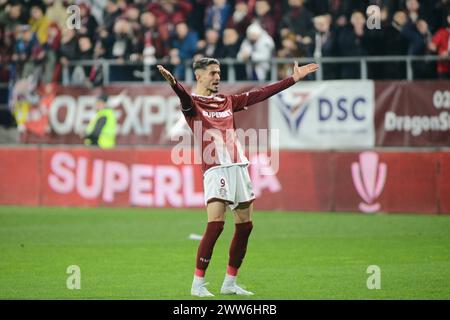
[60, 55, 450, 85]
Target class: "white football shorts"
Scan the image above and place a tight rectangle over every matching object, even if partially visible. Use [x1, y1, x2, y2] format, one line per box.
[203, 164, 255, 210]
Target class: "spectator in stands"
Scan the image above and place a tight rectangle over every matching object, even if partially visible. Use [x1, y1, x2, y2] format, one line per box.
[125, 5, 142, 35]
[110, 18, 140, 81]
[227, 1, 252, 35]
[304, 0, 347, 26]
[337, 11, 369, 79]
[0, 1, 27, 45]
[170, 21, 199, 80]
[279, 0, 314, 48]
[43, 0, 67, 31]
[364, 5, 389, 79]
[195, 28, 223, 60]
[253, 0, 277, 39]
[42, 22, 61, 84]
[429, 11, 450, 79]
[111, 18, 136, 62]
[204, 0, 232, 36]
[84, 93, 117, 149]
[84, 27, 110, 87]
[78, 2, 98, 42]
[85, 0, 108, 27]
[188, 0, 209, 39]
[139, 12, 168, 63]
[13, 25, 45, 79]
[402, 18, 434, 78]
[220, 28, 242, 59]
[405, 0, 422, 24]
[148, 0, 193, 45]
[95, 27, 111, 55]
[312, 14, 338, 79]
[103, 0, 123, 33]
[431, 0, 450, 31]
[219, 27, 246, 80]
[29, 4, 50, 45]
[238, 22, 275, 81]
[0, 28, 12, 82]
[402, 19, 431, 55]
[59, 27, 79, 66]
[277, 32, 303, 79]
[382, 10, 408, 79]
[78, 35, 94, 61]
[123, 6, 142, 62]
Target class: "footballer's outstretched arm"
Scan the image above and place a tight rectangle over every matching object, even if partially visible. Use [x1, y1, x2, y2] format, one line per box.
[157, 65, 196, 115]
[232, 62, 319, 109]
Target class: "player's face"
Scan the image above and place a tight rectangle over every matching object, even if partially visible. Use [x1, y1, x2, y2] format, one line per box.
[201, 64, 221, 94]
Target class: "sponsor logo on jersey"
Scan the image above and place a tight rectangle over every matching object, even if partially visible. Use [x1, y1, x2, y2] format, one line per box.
[202, 110, 232, 119]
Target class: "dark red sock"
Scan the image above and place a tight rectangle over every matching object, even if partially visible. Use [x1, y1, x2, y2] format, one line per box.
[195, 221, 225, 275]
[228, 221, 253, 273]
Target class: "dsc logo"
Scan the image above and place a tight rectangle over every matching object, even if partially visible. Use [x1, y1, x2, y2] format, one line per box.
[351, 152, 387, 213]
[318, 97, 367, 121]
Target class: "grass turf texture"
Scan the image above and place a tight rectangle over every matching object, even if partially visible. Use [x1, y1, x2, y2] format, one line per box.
[0, 206, 449, 300]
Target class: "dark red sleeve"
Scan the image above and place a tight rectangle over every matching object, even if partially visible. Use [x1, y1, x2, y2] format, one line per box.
[170, 81, 196, 116]
[230, 76, 296, 112]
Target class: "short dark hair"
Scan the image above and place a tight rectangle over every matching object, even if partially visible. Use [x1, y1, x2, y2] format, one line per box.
[97, 93, 109, 102]
[193, 57, 220, 71]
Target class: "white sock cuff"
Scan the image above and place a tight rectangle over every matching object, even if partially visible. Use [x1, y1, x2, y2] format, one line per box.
[224, 274, 236, 282]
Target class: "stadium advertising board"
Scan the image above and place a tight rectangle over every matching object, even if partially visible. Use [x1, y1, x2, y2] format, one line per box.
[18, 81, 450, 148]
[20, 84, 268, 145]
[269, 80, 375, 149]
[1, 147, 449, 214]
[375, 81, 450, 146]
[0, 147, 40, 206]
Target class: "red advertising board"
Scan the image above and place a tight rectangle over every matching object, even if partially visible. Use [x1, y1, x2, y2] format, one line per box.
[0, 147, 40, 206]
[334, 151, 438, 214]
[437, 152, 450, 214]
[0, 146, 448, 214]
[252, 151, 334, 212]
[40, 147, 205, 208]
[375, 81, 450, 146]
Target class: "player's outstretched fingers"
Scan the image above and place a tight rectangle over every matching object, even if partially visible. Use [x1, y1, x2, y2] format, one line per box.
[307, 63, 319, 73]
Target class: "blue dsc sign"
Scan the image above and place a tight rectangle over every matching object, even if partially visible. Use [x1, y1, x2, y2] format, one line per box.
[318, 97, 367, 122]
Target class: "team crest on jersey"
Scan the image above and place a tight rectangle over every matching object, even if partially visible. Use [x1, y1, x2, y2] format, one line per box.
[219, 187, 227, 198]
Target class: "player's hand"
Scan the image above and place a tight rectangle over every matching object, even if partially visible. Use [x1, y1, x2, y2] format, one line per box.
[157, 65, 176, 86]
[292, 62, 319, 82]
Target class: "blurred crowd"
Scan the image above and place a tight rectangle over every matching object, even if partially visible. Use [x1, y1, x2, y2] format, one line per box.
[0, 0, 450, 85]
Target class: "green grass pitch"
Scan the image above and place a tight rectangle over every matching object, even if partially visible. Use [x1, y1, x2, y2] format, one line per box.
[0, 206, 449, 300]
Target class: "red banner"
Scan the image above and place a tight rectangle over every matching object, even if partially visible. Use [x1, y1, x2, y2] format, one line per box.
[333, 151, 438, 214]
[375, 81, 450, 146]
[40, 148, 205, 208]
[1, 147, 449, 214]
[0, 147, 40, 206]
[437, 152, 450, 214]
